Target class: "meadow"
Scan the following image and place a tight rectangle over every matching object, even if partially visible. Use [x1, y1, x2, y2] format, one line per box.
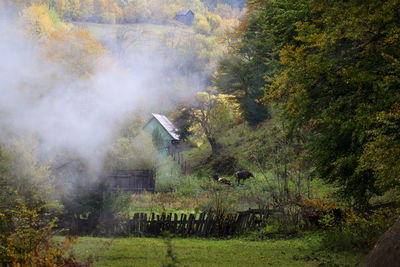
[60, 235, 365, 267]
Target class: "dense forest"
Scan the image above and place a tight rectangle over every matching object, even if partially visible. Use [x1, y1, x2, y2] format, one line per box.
[1, 0, 399, 266]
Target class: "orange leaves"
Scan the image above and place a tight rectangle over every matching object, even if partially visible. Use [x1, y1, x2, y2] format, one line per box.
[299, 188, 337, 214]
[43, 28, 107, 77]
[20, 4, 56, 39]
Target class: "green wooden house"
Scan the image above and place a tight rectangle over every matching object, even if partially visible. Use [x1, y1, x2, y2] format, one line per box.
[143, 113, 181, 156]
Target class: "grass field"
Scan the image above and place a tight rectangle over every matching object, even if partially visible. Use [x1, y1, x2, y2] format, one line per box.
[60, 235, 365, 267]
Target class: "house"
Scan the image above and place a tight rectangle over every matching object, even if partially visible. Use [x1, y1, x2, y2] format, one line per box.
[174, 9, 194, 26]
[143, 113, 181, 156]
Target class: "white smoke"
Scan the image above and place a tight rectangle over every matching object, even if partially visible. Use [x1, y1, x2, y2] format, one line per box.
[0, 14, 206, 171]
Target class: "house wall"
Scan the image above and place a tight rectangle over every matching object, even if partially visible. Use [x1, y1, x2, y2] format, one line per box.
[175, 13, 194, 26]
[143, 118, 174, 156]
[143, 118, 174, 142]
[104, 170, 155, 194]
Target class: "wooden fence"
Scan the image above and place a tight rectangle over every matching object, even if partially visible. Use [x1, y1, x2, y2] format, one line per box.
[67, 209, 272, 237]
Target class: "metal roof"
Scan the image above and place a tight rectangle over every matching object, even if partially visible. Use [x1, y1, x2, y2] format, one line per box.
[151, 113, 180, 141]
[176, 9, 193, 16]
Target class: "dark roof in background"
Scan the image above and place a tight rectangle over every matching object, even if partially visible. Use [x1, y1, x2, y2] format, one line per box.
[176, 9, 193, 16]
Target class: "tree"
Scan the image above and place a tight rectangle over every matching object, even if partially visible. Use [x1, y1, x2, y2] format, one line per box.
[69, 0, 82, 20]
[187, 91, 240, 155]
[104, 133, 158, 170]
[80, 0, 95, 21]
[195, 18, 211, 35]
[53, 0, 69, 18]
[19, 4, 65, 40]
[43, 28, 107, 77]
[265, 0, 400, 206]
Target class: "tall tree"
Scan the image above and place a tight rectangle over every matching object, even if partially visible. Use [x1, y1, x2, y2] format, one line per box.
[186, 91, 240, 155]
[214, 0, 310, 125]
[266, 0, 400, 206]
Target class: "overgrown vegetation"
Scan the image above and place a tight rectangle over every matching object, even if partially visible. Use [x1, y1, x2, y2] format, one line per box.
[1, 0, 400, 265]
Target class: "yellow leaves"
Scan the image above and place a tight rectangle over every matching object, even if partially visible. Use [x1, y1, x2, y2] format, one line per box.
[299, 187, 337, 213]
[190, 91, 242, 143]
[43, 28, 107, 77]
[19, 1, 108, 79]
[195, 19, 211, 35]
[20, 4, 55, 39]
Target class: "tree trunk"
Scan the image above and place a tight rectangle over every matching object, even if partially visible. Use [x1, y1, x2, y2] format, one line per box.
[207, 137, 219, 155]
[284, 161, 289, 202]
[362, 215, 400, 267]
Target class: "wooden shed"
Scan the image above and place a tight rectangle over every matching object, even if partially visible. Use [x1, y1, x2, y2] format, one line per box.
[143, 113, 181, 156]
[105, 170, 155, 194]
[174, 9, 194, 26]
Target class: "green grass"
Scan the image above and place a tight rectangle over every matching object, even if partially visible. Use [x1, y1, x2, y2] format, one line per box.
[58, 235, 365, 266]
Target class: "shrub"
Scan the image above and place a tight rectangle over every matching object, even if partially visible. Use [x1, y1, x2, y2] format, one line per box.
[155, 157, 182, 193]
[195, 19, 211, 35]
[321, 207, 399, 251]
[0, 198, 94, 266]
[211, 155, 238, 175]
[239, 175, 275, 209]
[61, 178, 131, 235]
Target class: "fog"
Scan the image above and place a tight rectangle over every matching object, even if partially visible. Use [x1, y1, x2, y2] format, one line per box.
[0, 13, 210, 173]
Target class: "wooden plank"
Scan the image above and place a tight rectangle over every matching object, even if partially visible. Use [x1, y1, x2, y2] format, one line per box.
[204, 211, 213, 236]
[179, 214, 186, 234]
[173, 213, 178, 233]
[199, 213, 205, 235]
[143, 213, 148, 233]
[139, 213, 143, 233]
[185, 214, 193, 235]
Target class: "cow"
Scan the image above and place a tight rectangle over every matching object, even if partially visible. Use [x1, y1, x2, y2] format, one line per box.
[218, 177, 232, 185]
[235, 170, 254, 184]
[211, 174, 219, 182]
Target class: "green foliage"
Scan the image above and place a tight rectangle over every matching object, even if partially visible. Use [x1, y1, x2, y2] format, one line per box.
[321, 207, 399, 252]
[155, 157, 184, 193]
[214, 0, 311, 124]
[0, 138, 52, 209]
[155, 159, 204, 196]
[171, 107, 193, 141]
[105, 132, 158, 170]
[252, 218, 302, 239]
[183, 91, 241, 155]
[239, 175, 276, 209]
[211, 155, 237, 175]
[200, 188, 238, 237]
[215, 0, 400, 207]
[214, 54, 269, 125]
[264, 0, 400, 206]
[61, 179, 131, 235]
[0, 177, 93, 266]
[0, 202, 94, 266]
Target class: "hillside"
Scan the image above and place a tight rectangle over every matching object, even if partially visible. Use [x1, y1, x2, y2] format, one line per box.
[73, 21, 193, 51]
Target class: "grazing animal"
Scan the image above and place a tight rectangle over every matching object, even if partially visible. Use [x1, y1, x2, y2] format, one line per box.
[211, 174, 219, 182]
[218, 177, 232, 185]
[235, 170, 254, 184]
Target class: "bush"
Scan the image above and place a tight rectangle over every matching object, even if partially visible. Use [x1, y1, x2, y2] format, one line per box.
[211, 155, 238, 175]
[195, 19, 211, 35]
[61, 178, 131, 235]
[321, 207, 399, 251]
[0, 197, 94, 266]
